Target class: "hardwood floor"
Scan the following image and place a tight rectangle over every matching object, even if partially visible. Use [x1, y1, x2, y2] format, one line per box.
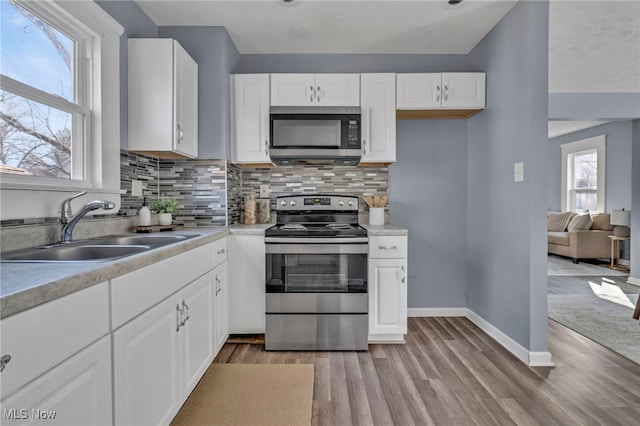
[214, 318, 640, 426]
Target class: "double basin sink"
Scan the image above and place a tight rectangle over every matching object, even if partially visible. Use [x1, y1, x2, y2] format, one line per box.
[0, 234, 200, 263]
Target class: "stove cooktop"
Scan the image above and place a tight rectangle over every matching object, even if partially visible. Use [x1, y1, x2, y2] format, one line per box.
[265, 223, 367, 238]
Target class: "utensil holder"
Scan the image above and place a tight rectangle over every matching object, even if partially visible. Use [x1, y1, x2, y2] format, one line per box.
[369, 207, 384, 225]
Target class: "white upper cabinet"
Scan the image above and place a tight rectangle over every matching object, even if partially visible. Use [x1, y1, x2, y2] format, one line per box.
[397, 72, 485, 110]
[128, 38, 198, 158]
[270, 73, 360, 106]
[360, 73, 396, 164]
[231, 74, 272, 164]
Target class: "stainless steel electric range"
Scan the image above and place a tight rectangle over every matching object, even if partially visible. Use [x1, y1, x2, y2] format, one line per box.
[264, 195, 368, 351]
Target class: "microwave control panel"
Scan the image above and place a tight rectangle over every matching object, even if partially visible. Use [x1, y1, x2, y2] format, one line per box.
[347, 120, 360, 147]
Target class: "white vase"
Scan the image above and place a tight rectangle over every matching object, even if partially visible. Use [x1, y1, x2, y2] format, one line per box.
[158, 212, 172, 226]
[369, 207, 384, 225]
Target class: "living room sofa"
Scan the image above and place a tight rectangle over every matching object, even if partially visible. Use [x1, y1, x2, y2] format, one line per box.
[547, 212, 614, 263]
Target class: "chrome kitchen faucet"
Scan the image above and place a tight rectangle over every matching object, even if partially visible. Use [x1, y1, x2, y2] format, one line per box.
[59, 191, 116, 242]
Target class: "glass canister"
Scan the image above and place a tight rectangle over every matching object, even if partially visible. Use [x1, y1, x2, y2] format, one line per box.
[258, 198, 271, 224]
[244, 193, 257, 224]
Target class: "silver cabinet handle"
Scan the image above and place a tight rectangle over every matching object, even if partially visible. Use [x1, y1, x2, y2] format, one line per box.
[444, 84, 449, 102]
[265, 140, 269, 156]
[310, 85, 315, 102]
[401, 265, 406, 283]
[176, 304, 183, 332]
[378, 245, 397, 250]
[0, 354, 11, 373]
[436, 85, 441, 102]
[181, 299, 190, 326]
[316, 85, 321, 102]
[215, 276, 221, 295]
[362, 139, 366, 156]
[177, 125, 184, 143]
[217, 248, 225, 255]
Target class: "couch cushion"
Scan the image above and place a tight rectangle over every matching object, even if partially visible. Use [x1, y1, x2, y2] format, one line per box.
[567, 213, 593, 232]
[548, 211, 573, 232]
[590, 213, 614, 230]
[548, 232, 570, 246]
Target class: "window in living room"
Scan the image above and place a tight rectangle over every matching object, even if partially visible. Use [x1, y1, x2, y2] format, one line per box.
[561, 135, 606, 213]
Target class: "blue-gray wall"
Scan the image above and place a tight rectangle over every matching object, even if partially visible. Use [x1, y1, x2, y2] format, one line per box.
[390, 120, 469, 309]
[158, 27, 239, 159]
[466, 1, 550, 352]
[631, 120, 640, 281]
[548, 121, 633, 212]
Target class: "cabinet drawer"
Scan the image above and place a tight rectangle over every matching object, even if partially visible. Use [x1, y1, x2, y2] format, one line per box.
[0, 282, 109, 398]
[213, 237, 227, 266]
[111, 243, 214, 329]
[369, 236, 407, 259]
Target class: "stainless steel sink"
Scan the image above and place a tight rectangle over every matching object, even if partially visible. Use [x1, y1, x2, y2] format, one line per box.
[1, 244, 150, 262]
[0, 233, 201, 263]
[89, 234, 195, 246]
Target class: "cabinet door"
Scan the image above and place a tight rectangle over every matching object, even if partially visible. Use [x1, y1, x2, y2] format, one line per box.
[270, 74, 315, 106]
[174, 41, 198, 158]
[113, 296, 181, 426]
[315, 74, 360, 106]
[441, 73, 485, 109]
[396, 73, 441, 109]
[228, 234, 266, 334]
[1, 336, 112, 426]
[180, 271, 214, 399]
[368, 259, 408, 339]
[360, 74, 396, 164]
[213, 262, 229, 353]
[231, 74, 271, 163]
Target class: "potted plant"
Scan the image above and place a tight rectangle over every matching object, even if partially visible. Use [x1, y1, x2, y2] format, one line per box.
[150, 195, 179, 226]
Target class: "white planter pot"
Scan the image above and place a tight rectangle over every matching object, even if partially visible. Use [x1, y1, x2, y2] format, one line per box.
[157, 213, 172, 226]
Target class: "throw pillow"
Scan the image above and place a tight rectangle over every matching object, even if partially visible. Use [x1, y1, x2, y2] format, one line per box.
[547, 211, 573, 232]
[567, 213, 593, 232]
[590, 213, 614, 230]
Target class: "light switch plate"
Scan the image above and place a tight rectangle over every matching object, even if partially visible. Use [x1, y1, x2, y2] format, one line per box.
[131, 179, 143, 196]
[514, 162, 524, 182]
[260, 184, 269, 198]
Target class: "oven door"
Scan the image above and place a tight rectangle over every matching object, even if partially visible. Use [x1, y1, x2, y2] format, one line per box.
[265, 242, 367, 293]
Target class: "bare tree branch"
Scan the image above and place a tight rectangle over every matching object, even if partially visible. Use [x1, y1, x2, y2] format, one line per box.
[0, 111, 70, 154]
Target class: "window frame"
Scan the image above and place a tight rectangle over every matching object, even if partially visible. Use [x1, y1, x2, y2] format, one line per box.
[0, 0, 124, 220]
[561, 135, 606, 213]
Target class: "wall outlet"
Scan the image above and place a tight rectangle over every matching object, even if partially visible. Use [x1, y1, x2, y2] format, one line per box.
[514, 162, 524, 183]
[260, 184, 269, 198]
[131, 179, 143, 196]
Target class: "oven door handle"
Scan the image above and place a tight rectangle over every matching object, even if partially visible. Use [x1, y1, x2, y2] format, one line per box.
[266, 243, 368, 254]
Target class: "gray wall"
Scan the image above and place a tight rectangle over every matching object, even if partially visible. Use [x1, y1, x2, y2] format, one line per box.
[632, 119, 640, 281]
[95, 0, 158, 149]
[548, 121, 633, 212]
[158, 27, 239, 159]
[390, 120, 468, 309]
[466, 1, 550, 352]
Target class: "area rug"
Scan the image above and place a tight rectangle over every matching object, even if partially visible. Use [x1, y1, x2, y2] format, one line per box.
[547, 255, 629, 277]
[548, 291, 640, 364]
[171, 364, 314, 426]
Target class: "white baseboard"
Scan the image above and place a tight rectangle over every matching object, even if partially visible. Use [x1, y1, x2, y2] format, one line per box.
[619, 259, 630, 266]
[408, 307, 467, 317]
[627, 276, 640, 286]
[409, 307, 555, 368]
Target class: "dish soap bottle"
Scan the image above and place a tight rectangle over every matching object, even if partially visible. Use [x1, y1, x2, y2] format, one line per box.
[139, 197, 151, 227]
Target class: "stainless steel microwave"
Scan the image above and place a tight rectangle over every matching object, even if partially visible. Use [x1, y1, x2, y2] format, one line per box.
[269, 106, 361, 166]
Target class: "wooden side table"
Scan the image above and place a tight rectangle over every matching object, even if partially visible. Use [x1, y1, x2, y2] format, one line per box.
[608, 235, 630, 272]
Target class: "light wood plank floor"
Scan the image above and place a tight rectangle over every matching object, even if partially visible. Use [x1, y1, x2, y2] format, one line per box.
[214, 318, 640, 426]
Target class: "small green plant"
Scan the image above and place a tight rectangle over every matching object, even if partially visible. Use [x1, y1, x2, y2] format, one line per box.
[150, 195, 179, 214]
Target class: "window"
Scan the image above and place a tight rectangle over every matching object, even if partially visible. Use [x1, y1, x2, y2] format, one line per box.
[1, 0, 90, 181]
[561, 135, 606, 213]
[0, 0, 123, 220]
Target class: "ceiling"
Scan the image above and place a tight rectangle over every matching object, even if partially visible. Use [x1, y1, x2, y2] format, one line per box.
[136, 0, 519, 54]
[135, 0, 640, 138]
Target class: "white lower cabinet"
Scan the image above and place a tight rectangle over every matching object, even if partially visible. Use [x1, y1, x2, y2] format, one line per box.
[1, 336, 112, 426]
[113, 270, 215, 426]
[213, 261, 229, 353]
[368, 236, 408, 343]
[228, 234, 266, 334]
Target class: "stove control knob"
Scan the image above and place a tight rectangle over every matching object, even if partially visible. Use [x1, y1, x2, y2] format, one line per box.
[280, 200, 287, 207]
[348, 200, 355, 206]
[338, 200, 345, 206]
[289, 200, 297, 206]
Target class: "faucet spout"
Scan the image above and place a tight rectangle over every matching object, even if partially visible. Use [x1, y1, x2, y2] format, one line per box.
[60, 198, 116, 242]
